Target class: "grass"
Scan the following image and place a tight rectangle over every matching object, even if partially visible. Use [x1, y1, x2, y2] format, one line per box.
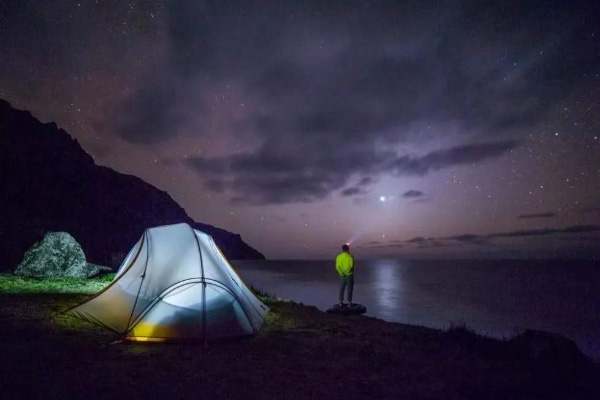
[1, 275, 599, 399]
[0, 273, 278, 300]
[0, 273, 115, 294]
[0, 273, 294, 331]
[249, 284, 279, 301]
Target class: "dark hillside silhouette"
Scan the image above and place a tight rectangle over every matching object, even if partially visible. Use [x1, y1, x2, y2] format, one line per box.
[0, 99, 264, 271]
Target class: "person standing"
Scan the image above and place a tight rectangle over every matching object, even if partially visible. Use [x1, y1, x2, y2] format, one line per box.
[336, 243, 354, 306]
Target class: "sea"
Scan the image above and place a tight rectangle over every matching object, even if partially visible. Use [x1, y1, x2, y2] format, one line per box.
[234, 259, 600, 360]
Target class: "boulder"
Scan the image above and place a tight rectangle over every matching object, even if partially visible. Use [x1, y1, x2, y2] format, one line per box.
[326, 303, 367, 315]
[14, 232, 99, 278]
[510, 329, 586, 367]
[86, 262, 113, 277]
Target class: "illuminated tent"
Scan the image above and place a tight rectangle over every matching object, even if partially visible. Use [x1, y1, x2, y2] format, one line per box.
[68, 223, 269, 342]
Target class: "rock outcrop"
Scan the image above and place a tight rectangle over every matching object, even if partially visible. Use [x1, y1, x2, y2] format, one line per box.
[15, 232, 98, 278]
[0, 99, 265, 272]
[510, 329, 587, 367]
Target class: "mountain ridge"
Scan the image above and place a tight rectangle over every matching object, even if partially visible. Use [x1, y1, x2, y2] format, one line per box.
[0, 99, 264, 271]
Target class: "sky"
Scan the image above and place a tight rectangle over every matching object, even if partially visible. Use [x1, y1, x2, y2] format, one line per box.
[1, 0, 599, 260]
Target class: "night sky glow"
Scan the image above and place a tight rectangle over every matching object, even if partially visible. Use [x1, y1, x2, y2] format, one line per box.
[1, 0, 599, 259]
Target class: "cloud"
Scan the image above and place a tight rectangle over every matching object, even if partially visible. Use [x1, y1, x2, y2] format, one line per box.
[357, 177, 375, 186]
[518, 212, 556, 219]
[101, 1, 594, 204]
[429, 225, 600, 246]
[406, 237, 428, 243]
[379, 244, 405, 249]
[402, 190, 424, 198]
[488, 225, 600, 239]
[341, 187, 369, 197]
[4, 1, 595, 151]
[404, 237, 450, 248]
[340, 177, 375, 198]
[187, 157, 227, 174]
[364, 241, 404, 249]
[187, 140, 516, 204]
[203, 178, 227, 193]
[403, 225, 600, 250]
[389, 141, 518, 176]
[111, 78, 188, 144]
[445, 234, 489, 245]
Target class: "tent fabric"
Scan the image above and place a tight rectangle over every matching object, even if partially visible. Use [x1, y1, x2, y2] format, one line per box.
[68, 223, 269, 341]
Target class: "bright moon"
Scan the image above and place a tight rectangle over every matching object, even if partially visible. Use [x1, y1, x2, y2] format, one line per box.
[379, 196, 386, 202]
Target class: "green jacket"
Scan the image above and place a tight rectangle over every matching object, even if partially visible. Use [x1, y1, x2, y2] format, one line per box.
[335, 251, 354, 277]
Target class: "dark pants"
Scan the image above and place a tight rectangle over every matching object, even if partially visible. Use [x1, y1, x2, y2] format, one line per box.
[339, 275, 354, 303]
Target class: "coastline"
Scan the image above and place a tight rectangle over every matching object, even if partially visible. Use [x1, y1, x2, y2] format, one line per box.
[1, 280, 599, 399]
[235, 258, 600, 361]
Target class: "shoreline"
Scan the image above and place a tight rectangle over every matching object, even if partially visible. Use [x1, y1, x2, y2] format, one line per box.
[1, 282, 599, 399]
[234, 258, 600, 361]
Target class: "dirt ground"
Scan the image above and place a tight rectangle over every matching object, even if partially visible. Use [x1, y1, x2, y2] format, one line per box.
[1, 293, 599, 400]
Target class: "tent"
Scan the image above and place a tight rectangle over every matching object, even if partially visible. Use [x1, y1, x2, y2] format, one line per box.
[68, 223, 269, 342]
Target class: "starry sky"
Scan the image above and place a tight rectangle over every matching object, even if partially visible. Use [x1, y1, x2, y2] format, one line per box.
[1, 0, 599, 260]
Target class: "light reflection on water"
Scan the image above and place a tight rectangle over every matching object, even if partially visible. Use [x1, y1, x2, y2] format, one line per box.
[234, 259, 600, 360]
[370, 259, 403, 318]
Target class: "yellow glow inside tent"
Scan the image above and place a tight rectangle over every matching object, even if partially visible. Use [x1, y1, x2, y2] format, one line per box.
[126, 336, 166, 343]
[129, 321, 175, 339]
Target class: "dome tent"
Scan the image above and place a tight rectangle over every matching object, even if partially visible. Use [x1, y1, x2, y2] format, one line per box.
[68, 223, 269, 342]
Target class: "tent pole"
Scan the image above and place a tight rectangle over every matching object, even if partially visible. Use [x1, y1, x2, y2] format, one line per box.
[125, 230, 150, 335]
[190, 226, 207, 347]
